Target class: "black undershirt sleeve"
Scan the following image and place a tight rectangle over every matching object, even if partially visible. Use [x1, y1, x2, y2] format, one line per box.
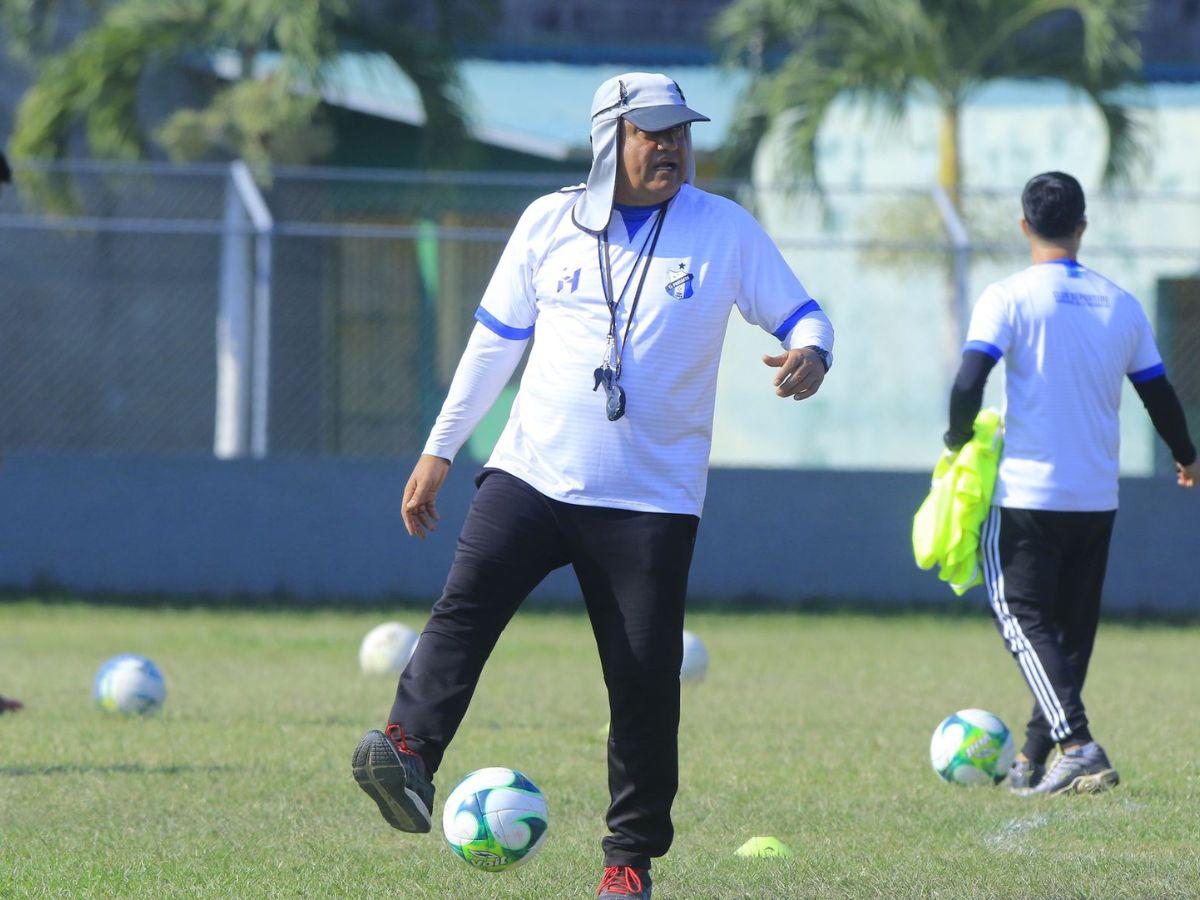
[1133, 375, 1197, 466]
[944, 350, 999, 451]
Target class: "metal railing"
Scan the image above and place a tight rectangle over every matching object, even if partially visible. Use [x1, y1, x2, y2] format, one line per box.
[1, 159, 1197, 473]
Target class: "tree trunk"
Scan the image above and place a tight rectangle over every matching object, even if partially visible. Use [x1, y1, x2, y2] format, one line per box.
[938, 102, 961, 211]
[938, 101, 968, 371]
[240, 45, 256, 79]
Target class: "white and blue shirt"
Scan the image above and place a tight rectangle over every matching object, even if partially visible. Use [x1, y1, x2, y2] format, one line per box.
[965, 259, 1164, 512]
[427, 182, 833, 516]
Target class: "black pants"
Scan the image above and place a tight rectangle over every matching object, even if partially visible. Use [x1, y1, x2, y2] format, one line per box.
[980, 505, 1116, 763]
[389, 469, 699, 869]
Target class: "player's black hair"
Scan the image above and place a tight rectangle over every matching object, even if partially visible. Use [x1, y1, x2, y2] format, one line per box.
[0, 151, 11, 185]
[1021, 171, 1085, 240]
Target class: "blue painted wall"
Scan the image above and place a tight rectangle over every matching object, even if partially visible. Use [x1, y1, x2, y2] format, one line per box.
[0, 453, 1195, 612]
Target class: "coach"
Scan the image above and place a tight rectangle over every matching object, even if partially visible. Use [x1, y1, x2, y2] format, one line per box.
[351, 73, 834, 899]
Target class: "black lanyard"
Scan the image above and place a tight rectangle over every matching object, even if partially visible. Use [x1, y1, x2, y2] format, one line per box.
[595, 201, 669, 382]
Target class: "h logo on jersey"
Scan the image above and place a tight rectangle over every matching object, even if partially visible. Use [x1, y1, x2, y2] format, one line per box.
[665, 261, 694, 300]
[557, 267, 581, 293]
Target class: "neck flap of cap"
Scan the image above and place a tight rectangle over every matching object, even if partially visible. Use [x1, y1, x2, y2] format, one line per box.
[572, 76, 695, 235]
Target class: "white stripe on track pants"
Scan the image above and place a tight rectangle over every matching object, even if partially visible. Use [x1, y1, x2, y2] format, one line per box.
[979, 505, 1115, 757]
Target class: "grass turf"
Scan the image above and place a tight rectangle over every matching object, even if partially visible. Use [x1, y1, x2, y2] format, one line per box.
[1, 601, 1198, 898]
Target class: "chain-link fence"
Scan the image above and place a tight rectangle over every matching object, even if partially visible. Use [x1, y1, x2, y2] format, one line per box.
[1, 162, 226, 455]
[2, 160, 1198, 472]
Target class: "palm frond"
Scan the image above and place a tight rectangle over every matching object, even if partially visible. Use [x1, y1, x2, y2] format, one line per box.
[0, 0, 83, 63]
[715, 103, 772, 177]
[717, 0, 947, 183]
[1079, 86, 1149, 188]
[11, 0, 209, 160]
[715, 0, 1149, 194]
[994, 3, 1147, 185]
[11, 0, 473, 170]
[333, 9, 472, 166]
[712, 0, 819, 69]
[963, 0, 1144, 85]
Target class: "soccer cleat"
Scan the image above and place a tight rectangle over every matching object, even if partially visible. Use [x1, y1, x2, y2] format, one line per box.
[597, 866, 652, 899]
[1007, 758, 1045, 794]
[1027, 742, 1119, 796]
[351, 724, 435, 832]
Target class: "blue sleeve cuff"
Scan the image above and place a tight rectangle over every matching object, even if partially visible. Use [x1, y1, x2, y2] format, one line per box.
[963, 340, 1002, 361]
[1128, 362, 1166, 384]
[771, 299, 822, 341]
[475, 306, 535, 341]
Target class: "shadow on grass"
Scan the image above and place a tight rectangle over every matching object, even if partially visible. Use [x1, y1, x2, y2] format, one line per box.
[0, 763, 234, 777]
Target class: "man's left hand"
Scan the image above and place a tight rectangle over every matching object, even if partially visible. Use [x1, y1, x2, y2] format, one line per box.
[763, 348, 825, 401]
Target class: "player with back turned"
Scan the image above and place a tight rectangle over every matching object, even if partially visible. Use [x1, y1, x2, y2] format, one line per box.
[349, 72, 834, 898]
[945, 172, 1198, 796]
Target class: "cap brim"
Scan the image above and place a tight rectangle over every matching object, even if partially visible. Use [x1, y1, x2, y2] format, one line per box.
[623, 105, 709, 132]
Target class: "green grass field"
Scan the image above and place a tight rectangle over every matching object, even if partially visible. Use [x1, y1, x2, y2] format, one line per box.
[2, 600, 1199, 898]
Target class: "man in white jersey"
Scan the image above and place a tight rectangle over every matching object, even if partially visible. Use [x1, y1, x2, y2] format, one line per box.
[945, 172, 1198, 797]
[351, 73, 834, 898]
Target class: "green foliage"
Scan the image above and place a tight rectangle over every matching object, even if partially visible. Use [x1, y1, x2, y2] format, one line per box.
[14, 1, 246, 162]
[714, 0, 1148, 189]
[857, 192, 1018, 273]
[7, 0, 486, 169]
[156, 77, 333, 166]
[2, 602, 1200, 896]
[0, 0, 98, 65]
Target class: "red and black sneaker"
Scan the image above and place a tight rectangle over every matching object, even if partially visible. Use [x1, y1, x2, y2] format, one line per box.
[351, 724, 435, 833]
[597, 866, 652, 899]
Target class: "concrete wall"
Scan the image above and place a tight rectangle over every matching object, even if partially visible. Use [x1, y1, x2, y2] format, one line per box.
[0, 453, 1195, 613]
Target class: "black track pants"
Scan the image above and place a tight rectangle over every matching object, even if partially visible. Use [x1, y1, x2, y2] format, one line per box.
[389, 469, 698, 869]
[979, 506, 1116, 763]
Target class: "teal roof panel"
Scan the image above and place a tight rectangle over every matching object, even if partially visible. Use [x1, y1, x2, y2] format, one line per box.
[210, 51, 745, 160]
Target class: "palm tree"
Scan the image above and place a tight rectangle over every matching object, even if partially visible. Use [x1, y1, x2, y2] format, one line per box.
[1, 0, 61, 63]
[8, 0, 486, 166]
[714, 0, 1147, 207]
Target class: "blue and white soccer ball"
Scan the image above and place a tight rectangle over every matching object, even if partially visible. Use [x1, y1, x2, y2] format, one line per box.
[680, 629, 708, 683]
[358, 622, 420, 676]
[930, 708, 1015, 785]
[442, 767, 549, 871]
[93, 654, 166, 715]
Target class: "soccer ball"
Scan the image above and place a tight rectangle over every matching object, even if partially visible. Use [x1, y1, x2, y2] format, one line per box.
[930, 708, 1016, 785]
[442, 767, 548, 871]
[359, 622, 419, 675]
[93, 654, 166, 715]
[680, 629, 708, 682]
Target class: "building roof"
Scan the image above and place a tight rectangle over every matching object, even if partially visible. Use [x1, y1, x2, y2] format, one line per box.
[210, 52, 747, 161]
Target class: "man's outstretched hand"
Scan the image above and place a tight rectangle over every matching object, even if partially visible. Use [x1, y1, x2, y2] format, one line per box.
[402, 454, 451, 538]
[763, 347, 825, 401]
[1177, 460, 1199, 489]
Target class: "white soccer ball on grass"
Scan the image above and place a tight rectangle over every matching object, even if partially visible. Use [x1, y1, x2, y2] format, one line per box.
[359, 622, 420, 675]
[443, 767, 549, 871]
[680, 629, 708, 683]
[93, 654, 166, 715]
[930, 708, 1015, 785]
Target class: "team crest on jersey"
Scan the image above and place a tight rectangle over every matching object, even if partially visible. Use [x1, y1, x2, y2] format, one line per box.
[665, 261, 694, 300]
[557, 266, 581, 293]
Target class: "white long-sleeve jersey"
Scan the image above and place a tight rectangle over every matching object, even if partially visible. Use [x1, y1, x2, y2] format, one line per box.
[424, 183, 834, 516]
